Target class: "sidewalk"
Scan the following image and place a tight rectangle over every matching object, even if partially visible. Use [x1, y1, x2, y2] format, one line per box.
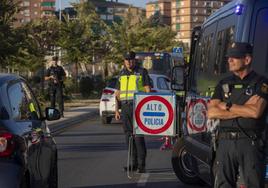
[46, 100, 99, 134]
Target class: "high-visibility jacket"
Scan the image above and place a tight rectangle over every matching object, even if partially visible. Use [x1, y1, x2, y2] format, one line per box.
[119, 74, 144, 101]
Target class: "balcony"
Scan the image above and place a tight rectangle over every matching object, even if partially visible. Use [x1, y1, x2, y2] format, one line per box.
[41, 0, 55, 2]
[41, 6, 55, 11]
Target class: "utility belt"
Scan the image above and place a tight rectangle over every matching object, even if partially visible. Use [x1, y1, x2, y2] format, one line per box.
[121, 100, 133, 105]
[218, 130, 262, 140]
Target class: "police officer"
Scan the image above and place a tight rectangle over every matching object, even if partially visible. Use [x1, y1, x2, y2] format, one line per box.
[115, 51, 151, 173]
[45, 56, 66, 117]
[208, 42, 268, 188]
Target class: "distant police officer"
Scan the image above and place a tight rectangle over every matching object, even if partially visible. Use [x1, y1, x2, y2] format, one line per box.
[115, 51, 151, 173]
[208, 42, 268, 188]
[45, 56, 66, 117]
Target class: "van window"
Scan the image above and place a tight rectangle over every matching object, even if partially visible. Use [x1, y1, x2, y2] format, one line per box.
[214, 26, 235, 75]
[252, 8, 268, 75]
[194, 33, 215, 95]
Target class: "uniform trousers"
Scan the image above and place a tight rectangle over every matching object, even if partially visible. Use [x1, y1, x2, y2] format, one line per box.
[49, 85, 64, 115]
[121, 102, 146, 168]
[214, 136, 266, 188]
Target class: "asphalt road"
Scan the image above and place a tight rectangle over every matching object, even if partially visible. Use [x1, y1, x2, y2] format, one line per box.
[55, 117, 206, 188]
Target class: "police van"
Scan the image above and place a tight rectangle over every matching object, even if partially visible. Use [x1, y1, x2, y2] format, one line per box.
[171, 0, 268, 186]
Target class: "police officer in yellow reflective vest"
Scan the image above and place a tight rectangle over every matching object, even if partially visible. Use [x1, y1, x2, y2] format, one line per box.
[208, 42, 268, 188]
[115, 51, 151, 173]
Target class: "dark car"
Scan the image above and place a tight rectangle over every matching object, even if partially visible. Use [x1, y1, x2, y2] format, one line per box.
[0, 74, 60, 188]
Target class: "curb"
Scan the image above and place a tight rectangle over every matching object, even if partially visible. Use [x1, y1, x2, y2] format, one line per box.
[50, 109, 98, 135]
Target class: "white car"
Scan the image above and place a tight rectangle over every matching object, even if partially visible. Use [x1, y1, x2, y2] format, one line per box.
[99, 77, 118, 124]
[99, 74, 171, 124]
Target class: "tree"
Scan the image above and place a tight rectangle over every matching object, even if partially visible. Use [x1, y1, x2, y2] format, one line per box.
[0, 0, 20, 67]
[58, 1, 108, 90]
[105, 12, 177, 66]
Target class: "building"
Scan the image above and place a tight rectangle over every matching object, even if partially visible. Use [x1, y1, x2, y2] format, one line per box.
[14, 0, 56, 27]
[146, 0, 231, 47]
[79, 0, 145, 25]
[146, 0, 171, 25]
[171, 0, 231, 46]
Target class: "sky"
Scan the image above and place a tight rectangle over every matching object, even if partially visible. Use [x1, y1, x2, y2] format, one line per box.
[56, 0, 152, 9]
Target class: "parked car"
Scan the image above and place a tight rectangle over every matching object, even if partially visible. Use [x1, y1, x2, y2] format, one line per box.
[99, 77, 118, 124]
[99, 74, 171, 125]
[0, 74, 60, 188]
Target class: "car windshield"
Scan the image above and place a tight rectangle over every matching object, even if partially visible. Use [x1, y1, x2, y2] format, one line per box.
[107, 78, 117, 89]
[136, 53, 172, 76]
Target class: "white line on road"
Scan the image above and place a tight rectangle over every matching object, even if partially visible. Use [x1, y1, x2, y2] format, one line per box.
[137, 173, 150, 187]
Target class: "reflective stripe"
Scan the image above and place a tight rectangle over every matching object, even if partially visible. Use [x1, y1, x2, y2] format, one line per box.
[29, 103, 36, 112]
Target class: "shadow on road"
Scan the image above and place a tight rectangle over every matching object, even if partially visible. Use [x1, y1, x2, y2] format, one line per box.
[71, 181, 200, 188]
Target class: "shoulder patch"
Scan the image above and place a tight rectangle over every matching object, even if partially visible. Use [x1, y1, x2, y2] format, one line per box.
[261, 83, 268, 94]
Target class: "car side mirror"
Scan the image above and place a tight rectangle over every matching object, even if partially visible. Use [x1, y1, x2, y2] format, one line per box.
[45, 107, 61, 121]
[171, 66, 185, 91]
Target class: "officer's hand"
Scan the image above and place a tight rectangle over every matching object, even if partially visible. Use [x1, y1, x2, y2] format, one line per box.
[115, 111, 120, 120]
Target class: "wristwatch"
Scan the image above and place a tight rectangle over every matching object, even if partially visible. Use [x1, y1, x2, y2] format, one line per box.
[226, 101, 232, 111]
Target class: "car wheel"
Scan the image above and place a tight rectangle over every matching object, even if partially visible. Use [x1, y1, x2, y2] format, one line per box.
[48, 158, 58, 188]
[171, 138, 203, 185]
[101, 116, 112, 124]
[20, 171, 30, 188]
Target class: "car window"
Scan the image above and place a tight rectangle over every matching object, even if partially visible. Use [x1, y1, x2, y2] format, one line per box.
[157, 77, 170, 90]
[107, 78, 117, 88]
[21, 82, 41, 119]
[8, 82, 40, 121]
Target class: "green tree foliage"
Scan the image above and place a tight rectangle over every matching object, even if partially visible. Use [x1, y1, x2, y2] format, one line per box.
[0, 0, 20, 66]
[106, 12, 177, 64]
[58, 2, 107, 64]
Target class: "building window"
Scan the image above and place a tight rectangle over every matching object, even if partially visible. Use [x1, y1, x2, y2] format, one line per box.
[195, 9, 198, 14]
[24, 9, 30, 16]
[107, 15, 113, 20]
[195, 1, 198, 6]
[24, 1, 30, 6]
[193, 17, 198, 22]
[34, 11, 38, 15]
[176, 23, 180, 31]
[181, 9, 185, 13]
[100, 14, 106, 20]
[107, 8, 113, 13]
[204, 9, 207, 14]
[34, 3, 38, 7]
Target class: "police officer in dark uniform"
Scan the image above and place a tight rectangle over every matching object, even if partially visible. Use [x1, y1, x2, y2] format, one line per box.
[115, 51, 151, 173]
[45, 56, 66, 117]
[208, 42, 268, 188]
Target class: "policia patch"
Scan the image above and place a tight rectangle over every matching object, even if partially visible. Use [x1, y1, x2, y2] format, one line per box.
[261, 83, 268, 94]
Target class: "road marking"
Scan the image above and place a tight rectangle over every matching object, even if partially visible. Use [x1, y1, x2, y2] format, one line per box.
[137, 173, 150, 187]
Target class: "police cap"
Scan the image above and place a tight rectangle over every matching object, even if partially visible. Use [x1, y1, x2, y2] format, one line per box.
[226, 42, 253, 58]
[52, 56, 59, 61]
[124, 51, 136, 60]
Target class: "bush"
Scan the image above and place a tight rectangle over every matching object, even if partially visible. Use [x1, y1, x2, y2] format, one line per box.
[79, 76, 94, 98]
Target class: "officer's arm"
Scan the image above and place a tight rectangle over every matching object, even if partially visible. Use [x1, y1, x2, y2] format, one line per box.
[208, 99, 239, 119]
[144, 85, 151, 93]
[115, 90, 121, 120]
[229, 95, 267, 119]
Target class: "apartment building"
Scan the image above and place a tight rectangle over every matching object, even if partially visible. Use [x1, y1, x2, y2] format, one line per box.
[79, 0, 145, 25]
[146, 0, 231, 47]
[171, 0, 231, 46]
[14, 0, 56, 27]
[146, 0, 171, 25]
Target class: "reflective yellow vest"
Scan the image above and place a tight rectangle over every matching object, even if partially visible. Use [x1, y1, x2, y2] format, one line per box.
[120, 74, 144, 101]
